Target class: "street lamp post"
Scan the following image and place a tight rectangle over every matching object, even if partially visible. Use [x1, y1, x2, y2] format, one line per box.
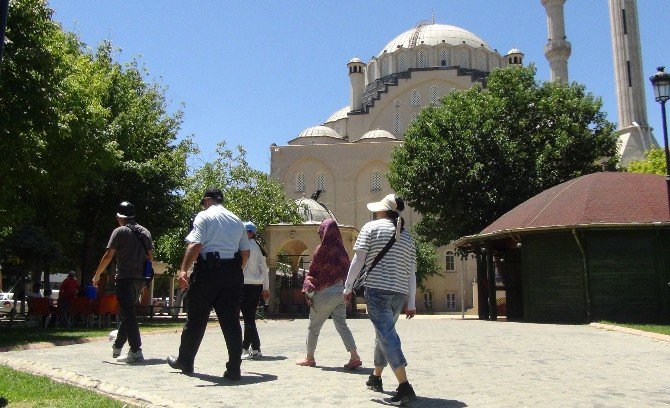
[649, 66, 670, 217]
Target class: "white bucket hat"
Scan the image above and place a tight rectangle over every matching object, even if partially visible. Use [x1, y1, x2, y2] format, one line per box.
[367, 194, 401, 213]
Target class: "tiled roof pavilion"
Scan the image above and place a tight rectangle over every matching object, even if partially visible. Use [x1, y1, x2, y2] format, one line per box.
[477, 172, 670, 239]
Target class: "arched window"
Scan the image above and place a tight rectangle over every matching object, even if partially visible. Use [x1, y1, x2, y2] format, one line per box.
[509, 57, 513, 64]
[445, 251, 455, 271]
[371, 171, 382, 191]
[440, 49, 449, 66]
[479, 54, 487, 71]
[316, 172, 326, 191]
[418, 51, 428, 68]
[398, 53, 406, 72]
[411, 89, 420, 107]
[429, 85, 439, 104]
[368, 61, 376, 82]
[393, 112, 402, 134]
[459, 50, 470, 68]
[382, 58, 390, 76]
[295, 173, 305, 192]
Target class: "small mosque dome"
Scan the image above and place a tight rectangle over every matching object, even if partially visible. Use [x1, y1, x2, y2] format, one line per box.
[325, 106, 350, 123]
[289, 125, 344, 145]
[348, 57, 363, 64]
[357, 129, 397, 142]
[295, 197, 337, 224]
[506, 48, 523, 55]
[297, 125, 342, 139]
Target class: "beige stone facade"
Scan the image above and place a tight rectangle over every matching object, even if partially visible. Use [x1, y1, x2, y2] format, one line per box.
[269, 22, 518, 313]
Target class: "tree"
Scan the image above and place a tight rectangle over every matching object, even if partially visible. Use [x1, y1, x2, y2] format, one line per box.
[154, 142, 301, 271]
[389, 65, 618, 245]
[412, 231, 440, 290]
[627, 148, 667, 175]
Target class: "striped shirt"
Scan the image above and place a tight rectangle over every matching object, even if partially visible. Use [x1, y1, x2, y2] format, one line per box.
[353, 218, 416, 295]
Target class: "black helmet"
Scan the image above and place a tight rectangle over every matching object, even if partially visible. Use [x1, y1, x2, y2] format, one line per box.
[116, 201, 136, 218]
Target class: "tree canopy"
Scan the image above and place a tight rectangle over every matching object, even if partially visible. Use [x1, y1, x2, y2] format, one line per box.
[627, 148, 668, 176]
[389, 65, 618, 245]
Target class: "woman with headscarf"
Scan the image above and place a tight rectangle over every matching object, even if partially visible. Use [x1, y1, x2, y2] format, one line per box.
[296, 219, 361, 369]
[343, 194, 417, 406]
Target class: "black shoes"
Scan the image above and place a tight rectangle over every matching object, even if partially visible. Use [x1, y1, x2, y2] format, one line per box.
[389, 382, 417, 406]
[366, 374, 383, 392]
[166, 355, 194, 374]
[223, 370, 241, 381]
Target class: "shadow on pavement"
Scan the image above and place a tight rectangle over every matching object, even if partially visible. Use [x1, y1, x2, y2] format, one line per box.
[371, 397, 467, 407]
[244, 355, 287, 361]
[193, 371, 278, 387]
[102, 358, 166, 366]
[319, 366, 374, 376]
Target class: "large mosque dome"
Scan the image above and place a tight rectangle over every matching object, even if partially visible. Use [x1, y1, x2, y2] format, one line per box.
[378, 23, 493, 56]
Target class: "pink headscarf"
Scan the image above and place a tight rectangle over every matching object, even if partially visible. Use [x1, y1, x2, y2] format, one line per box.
[302, 219, 350, 293]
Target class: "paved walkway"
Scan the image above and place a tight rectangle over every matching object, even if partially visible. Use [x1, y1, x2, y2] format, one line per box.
[1, 317, 669, 407]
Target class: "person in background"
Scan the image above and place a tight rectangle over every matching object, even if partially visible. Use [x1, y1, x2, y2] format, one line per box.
[344, 194, 417, 406]
[58, 272, 79, 308]
[240, 221, 270, 359]
[93, 201, 153, 364]
[296, 219, 361, 369]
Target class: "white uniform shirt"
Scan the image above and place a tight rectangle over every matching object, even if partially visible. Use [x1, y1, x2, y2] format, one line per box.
[185, 204, 250, 258]
[243, 239, 270, 290]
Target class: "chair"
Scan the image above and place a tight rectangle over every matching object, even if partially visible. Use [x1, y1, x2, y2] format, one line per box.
[27, 297, 52, 328]
[93, 295, 119, 328]
[68, 297, 93, 327]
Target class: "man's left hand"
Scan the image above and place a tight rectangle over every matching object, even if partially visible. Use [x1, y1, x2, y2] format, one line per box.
[262, 290, 270, 300]
[405, 309, 416, 319]
[177, 271, 189, 290]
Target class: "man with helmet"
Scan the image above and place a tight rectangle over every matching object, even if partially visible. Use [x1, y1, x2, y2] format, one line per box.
[167, 188, 250, 380]
[240, 221, 270, 359]
[93, 201, 153, 363]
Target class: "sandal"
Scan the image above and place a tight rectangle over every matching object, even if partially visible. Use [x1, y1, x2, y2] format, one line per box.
[343, 359, 362, 370]
[296, 358, 316, 367]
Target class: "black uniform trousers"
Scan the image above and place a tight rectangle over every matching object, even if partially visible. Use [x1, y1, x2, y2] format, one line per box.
[240, 284, 264, 351]
[178, 258, 244, 373]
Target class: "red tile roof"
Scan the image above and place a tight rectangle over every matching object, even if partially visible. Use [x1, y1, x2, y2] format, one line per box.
[481, 172, 670, 235]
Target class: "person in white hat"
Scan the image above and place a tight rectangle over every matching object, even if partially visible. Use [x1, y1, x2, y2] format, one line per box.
[343, 193, 417, 406]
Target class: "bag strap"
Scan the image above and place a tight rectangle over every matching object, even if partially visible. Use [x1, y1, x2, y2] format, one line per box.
[126, 225, 150, 259]
[369, 234, 396, 272]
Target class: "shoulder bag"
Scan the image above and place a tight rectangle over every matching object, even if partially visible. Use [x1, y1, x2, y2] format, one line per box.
[127, 225, 154, 282]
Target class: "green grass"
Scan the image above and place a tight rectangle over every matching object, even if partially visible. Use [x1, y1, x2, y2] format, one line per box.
[0, 321, 184, 349]
[0, 365, 133, 407]
[600, 321, 670, 336]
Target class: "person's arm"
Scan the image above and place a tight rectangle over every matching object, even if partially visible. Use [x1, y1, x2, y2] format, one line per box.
[240, 249, 250, 270]
[261, 253, 270, 299]
[177, 242, 203, 289]
[343, 250, 367, 303]
[405, 242, 417, 318]
[92, 248, 116, 287]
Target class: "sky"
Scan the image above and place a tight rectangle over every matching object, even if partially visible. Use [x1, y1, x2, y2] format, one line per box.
[48, 1, 670, 173]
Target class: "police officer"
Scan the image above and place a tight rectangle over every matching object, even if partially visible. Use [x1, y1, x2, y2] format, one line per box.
[167, 188, 250, 379]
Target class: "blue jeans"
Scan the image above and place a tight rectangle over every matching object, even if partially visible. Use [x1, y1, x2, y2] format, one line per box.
[365, 287, 407, 370]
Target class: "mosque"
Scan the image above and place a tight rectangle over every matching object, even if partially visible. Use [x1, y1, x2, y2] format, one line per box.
[266, 0, 656, 314]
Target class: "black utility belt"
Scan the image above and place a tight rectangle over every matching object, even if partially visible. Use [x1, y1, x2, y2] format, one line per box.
[196, 251, 241, 270]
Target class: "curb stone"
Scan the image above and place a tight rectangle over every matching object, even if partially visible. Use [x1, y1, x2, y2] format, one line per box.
[0, 354, 186, 408]
[589, 322, 670, 342]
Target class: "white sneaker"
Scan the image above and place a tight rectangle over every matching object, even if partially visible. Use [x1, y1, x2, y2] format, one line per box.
[112, 346, 122, 358]
[242, 347, 252, 359]
[249, 349, 262, 358]
[117, 349, 144, 363]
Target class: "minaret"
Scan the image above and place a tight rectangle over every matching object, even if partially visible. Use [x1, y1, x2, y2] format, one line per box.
[608, 0, 658, 165]
[541, 0, 571, 83]
[348, 57, 365, 112]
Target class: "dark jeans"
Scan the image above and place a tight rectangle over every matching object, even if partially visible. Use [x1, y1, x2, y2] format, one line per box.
[241, 284, 263, 351]
[178, 259, 244, 373]
[114, 278, 145, 352]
